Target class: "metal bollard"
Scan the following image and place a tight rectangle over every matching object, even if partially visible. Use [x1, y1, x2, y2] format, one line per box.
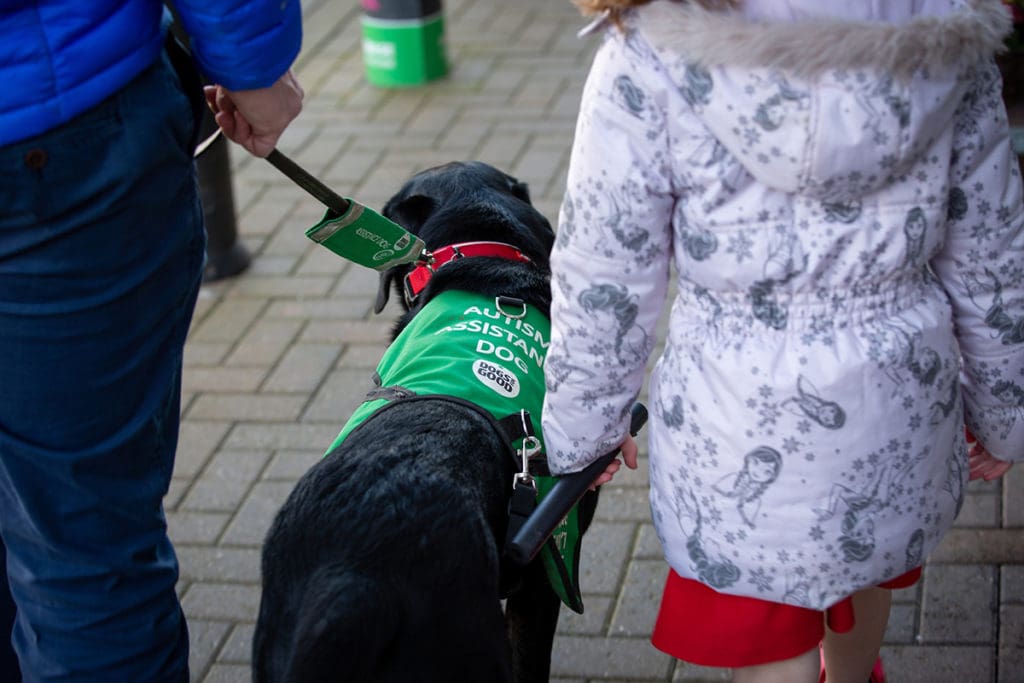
[195, 112, 250, 283]
[360, 0, 448, 88]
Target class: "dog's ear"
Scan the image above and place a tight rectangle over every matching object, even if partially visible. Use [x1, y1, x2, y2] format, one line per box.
[374, 268, 397, 314]
[381, 194, 436, 232]
[507, 178, 532, 205]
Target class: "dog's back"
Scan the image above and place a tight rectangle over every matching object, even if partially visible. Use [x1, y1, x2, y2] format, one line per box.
[253, 401, 516, 683]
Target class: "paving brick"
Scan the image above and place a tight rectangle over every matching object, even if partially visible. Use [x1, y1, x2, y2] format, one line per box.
[337, 343, 388, 369]
[166, 478, 189, 510]
[579, 522, 635, 595]
[181, 450, 272, 512]
[185, 341, 232, 367]
[188, 619, 230, 683]
[437, 116, 494, 154]
[301, 368, 376, 423]
[1005, 465, 1024, 528]
[920, 564, 996, 643]
[175, 421, 232, 479]
[295, 241, 350, 276]
[1000, 604, 1024, 683]
[260, 220, 318, 257]
[558, 595, 613, 636]
[227, 274, 335, 299]
[167, 511, 231, 545]
[181, 582, 261, 622]
[880, 645, 993, 683]
[320, 147, 384, 189]
[1003, 566, 1024, 603]
[300, 319, 392, 345]
[217, 623, 255, 664]
[244, 254, 301, 276]
[635, 523, 666, 560]
[550, 635, 673, 680]
[930, 529, 1024, 563]
[221, 423, 342, 451]
[200, 663, 250, 683]
[885, 601, 919, 644]
[594, 487, 654, 523]
[186, 393, 308, 422]
[176, 546, 262, 584]
[220, 481, 297, 546]
[225, 318, 303, 368]
[189, 299, 266, 343]
[262, 343, 340, 393]
[954, 489, 1001, 528]
[235, 196, 295, 238]
[610, 559, 669, 637]
[262, 450, 322, 481]
[183, 367, 268, 394]
[673, 662, 731, 682]
[265, 297, 374, 321]
[891, 580, 922, 604]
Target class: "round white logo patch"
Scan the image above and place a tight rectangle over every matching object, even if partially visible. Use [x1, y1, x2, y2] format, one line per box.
[472, 359, 520, 398]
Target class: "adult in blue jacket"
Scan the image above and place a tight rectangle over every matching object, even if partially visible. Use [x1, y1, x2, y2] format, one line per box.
[0, 1, 304, 681]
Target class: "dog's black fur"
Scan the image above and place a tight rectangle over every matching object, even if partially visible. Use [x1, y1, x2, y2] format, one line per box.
[253, 162, 599, 683]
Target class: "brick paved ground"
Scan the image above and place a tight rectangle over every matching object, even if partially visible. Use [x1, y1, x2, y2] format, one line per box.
[173, 1, 1024, 681]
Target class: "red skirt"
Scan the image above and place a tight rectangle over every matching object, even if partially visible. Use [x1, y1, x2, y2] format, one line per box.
[651, 567, 921, 668]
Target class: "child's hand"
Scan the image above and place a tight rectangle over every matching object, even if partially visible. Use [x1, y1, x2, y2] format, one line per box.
[589, 435, 640, 490]
[966, 430, 1013, 481]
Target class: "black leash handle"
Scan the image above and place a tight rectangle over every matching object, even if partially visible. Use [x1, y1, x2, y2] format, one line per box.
[505, 403, 648, 566]
[265, 149, 352, 216]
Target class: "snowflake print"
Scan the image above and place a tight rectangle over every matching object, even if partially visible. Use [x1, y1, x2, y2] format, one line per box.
[726, 231, 754, 263]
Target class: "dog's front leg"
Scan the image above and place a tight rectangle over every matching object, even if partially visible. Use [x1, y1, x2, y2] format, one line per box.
[505, 557, 562, 683]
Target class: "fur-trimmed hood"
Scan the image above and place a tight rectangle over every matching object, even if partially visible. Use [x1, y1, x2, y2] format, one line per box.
[627, 0, 1014, 198]
[636, 0, 1012, 80]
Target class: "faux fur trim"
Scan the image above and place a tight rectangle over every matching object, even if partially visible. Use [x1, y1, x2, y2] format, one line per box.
[636, 0, 1013, 80]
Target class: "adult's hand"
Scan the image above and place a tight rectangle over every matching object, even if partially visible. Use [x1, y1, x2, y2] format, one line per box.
[204, 69, 304, 158]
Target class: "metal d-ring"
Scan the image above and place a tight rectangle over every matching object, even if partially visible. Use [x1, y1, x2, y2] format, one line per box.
[496, 295, 528, 319]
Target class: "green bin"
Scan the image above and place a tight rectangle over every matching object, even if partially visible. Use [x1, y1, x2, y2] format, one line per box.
[361, 0, 448, 88]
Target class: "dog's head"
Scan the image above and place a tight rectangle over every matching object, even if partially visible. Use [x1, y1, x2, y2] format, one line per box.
[374, 161, 555, 316]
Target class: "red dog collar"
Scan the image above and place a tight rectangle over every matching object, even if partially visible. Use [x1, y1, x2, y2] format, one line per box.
[404, 241, 532, 305]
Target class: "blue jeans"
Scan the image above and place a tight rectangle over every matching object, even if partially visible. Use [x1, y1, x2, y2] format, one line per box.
[0, 47, 203, 682]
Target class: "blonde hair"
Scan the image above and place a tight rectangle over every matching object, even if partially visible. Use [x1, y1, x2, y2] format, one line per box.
[574, 0, 739, 28]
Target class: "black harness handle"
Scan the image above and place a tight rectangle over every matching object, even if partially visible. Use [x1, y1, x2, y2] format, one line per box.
[504, 403, 648, 567]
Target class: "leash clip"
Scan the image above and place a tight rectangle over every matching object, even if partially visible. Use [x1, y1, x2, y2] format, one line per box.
[514, 437, 540, 491]
[513, 408, 542, 491]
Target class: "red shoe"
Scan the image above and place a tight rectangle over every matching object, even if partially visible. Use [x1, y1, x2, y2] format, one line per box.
[869, 656, 887, 683]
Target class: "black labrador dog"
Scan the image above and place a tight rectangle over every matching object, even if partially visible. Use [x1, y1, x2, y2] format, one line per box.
[253, 162, 598, 683]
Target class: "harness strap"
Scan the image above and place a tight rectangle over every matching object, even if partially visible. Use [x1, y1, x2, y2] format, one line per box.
[341, 385, 545, 599]
[344, 385, 537, 473]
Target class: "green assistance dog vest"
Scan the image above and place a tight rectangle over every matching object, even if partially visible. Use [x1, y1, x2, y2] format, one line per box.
[325, 289, 586, 613]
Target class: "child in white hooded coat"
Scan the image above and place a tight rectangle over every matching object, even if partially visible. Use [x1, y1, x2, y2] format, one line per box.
[541, 1, 1024, 681]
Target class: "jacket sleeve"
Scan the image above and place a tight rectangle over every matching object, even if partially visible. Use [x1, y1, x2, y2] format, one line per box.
[172, 0, 302, 90]
[541, 31, 674, 474]
[931, 60, 1024, 463]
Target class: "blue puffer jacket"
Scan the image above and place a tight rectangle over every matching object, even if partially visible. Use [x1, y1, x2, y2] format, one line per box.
[0, 0, 302, 146]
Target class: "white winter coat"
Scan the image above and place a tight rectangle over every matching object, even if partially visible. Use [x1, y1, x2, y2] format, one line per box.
[541, 0, 1024, 610]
